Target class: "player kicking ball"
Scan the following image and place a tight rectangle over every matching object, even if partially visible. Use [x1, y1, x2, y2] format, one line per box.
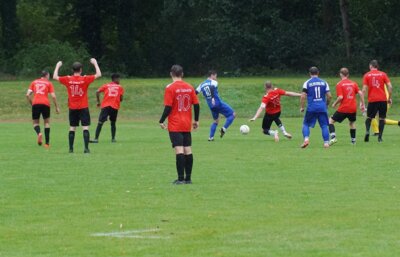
[159, 65, 200, 185]
[196, 70, 235, 141]
[329, 68, 365, 145]
[250, 81, 301, 141]
[53, 58, 102, 153]
[26, 71, 60, 148]
[90, 74, 124, 143]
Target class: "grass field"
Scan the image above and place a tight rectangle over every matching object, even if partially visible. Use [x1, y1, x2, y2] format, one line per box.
[1, 77, 400, 257]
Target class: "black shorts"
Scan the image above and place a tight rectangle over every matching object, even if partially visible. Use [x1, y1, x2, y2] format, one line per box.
[98, 106, 119, 123]
[169, 132, 192, 148]
[367, 101, 387, 119]
[262, 112, 282, 130]
[69, 108, 91, 127]
[32, 104, 50, 120]
[331, 111, 356, 123]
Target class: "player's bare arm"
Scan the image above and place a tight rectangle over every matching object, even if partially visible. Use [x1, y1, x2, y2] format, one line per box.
[285, 91, 302, 97]
[358, 91, 365, 111]
[50, 93, 60, 114]
[300, 92, 307, 112]
[26, 90, 33, 105]
[90, 58, 102, 79]
[326, 92, 332, 106]
[250, 104, 265, 121]
[331, 95, 343, 108]
[120, 95, 124, 102]
[96, 91, 101, 107]
[387, 82, 393, 104]
[53, 61, 63, 81]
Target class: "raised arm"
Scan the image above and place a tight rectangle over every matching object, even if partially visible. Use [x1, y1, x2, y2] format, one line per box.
[53, 61, 63, 81]
[90, 58, 102, 79]
[50, 92, 60, 114]
[250, 104, 265, 121]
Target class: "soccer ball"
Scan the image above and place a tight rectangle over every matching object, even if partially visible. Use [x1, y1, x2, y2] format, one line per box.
[240, 125, 250, 135]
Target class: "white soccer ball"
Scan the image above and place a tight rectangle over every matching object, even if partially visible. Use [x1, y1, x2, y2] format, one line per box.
[240, 125, 250, 135]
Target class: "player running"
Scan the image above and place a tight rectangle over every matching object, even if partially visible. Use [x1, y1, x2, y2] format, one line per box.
[196, 70, 235, 141]
[53, 58, 102, 153]
[300, 67, 332, 148]
[250, 81, 301, 141]
[159, 65, 200, 185]
[26, 71, 60, 148]
[90, 74, 124, 143]
[362, 60, 393, 142]
[329, 68, 365, 145]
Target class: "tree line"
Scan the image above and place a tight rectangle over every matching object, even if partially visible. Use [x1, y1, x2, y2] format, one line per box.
[1, 0, 399, 77]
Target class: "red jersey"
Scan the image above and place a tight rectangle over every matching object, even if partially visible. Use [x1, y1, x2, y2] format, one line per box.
[59, 75, 95, 109]
[98, 82, 124, 109]
[261, 88, 286, 114]
[164, 80, 199, 132]
[362, 69, 390, 102]
[28, 78, 54, 106]
[336, 79, 360, 113]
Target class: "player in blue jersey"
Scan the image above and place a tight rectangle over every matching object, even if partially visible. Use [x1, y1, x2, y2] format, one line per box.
[196, 70, 236, 141]
[300, 67, 332, 148]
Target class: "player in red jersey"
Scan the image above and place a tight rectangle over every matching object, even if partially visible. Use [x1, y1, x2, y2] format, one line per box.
[26, 71, 60, 148]
[159, 65, 200, 185]
[90, 73, 124, 143]
[328, 68, 365, 145]
[53, 58, 102, 153]
[362, 60, 393, 142]
[250, 81, 301, 141]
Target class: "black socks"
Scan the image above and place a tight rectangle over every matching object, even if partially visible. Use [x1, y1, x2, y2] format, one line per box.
[69, 131, 75, 150]
[111, 121, 116, 139]
[83, 130, 90, 149]
[44, 128, 50, 144]
[184, 154, 193, 181]
[34, 126, 40, 135]
[176, 154, 185, 181]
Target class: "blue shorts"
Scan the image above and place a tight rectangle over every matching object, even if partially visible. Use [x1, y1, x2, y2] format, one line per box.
[210, 102, 234, 120]
[303, 111, 329, 128]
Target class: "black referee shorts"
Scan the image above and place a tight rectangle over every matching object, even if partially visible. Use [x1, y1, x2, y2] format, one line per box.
[98, 106, 119, 123]
[169, 132, 192, 148]
[367, 101, 387, 119]
[69, 108, 91, 127]
[32, 104, 50, 120]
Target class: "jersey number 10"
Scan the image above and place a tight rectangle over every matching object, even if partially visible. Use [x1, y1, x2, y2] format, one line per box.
[176, 94, 191, 112]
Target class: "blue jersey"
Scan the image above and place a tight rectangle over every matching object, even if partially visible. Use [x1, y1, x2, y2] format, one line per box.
[196, 79, 222, 109]
[303, 77, 330, 112]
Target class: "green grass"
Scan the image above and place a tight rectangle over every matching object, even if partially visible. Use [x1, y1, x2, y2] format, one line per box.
[1, 77, 400, 257]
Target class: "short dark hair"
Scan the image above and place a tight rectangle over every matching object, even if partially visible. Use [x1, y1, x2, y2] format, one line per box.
[41, 70, 49, 77]
[309, 66, 319, 75]
[264, 81, 273, 89]
[111, 73, 120, 81]
[370, 60, 379, 68]
[72, 62, 83, 72]
[170, 64, 183, 77]
[208, 70, 217, 77]
[340, 67, 349, 77]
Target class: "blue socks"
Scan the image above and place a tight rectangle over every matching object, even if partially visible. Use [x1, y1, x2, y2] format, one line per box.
[302, 124, 310, 138]
[223, 115, 235, 130]
[210, 122, 218, 138]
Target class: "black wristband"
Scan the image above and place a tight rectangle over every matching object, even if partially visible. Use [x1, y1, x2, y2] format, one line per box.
[194, 104, 200, 121]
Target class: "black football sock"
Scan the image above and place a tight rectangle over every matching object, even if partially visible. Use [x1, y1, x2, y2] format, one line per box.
[176, 154, 185, 181]
[111, 121, 116, 139]
[95, 123, 103, 140]
[329, 124, 336, 138]
[184, 154, 193, 181]
[350, 129, 356, 141]
[44, 128, 50, 144]
[378, 119, 385, 137]
[69, 131, 75, 150]
[365, 118, 371, 134]
[83, 130, 90, 149]
[34, 125, 41, 135]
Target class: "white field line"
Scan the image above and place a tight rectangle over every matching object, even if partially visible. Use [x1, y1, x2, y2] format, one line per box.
[91, 228, 168, 239]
